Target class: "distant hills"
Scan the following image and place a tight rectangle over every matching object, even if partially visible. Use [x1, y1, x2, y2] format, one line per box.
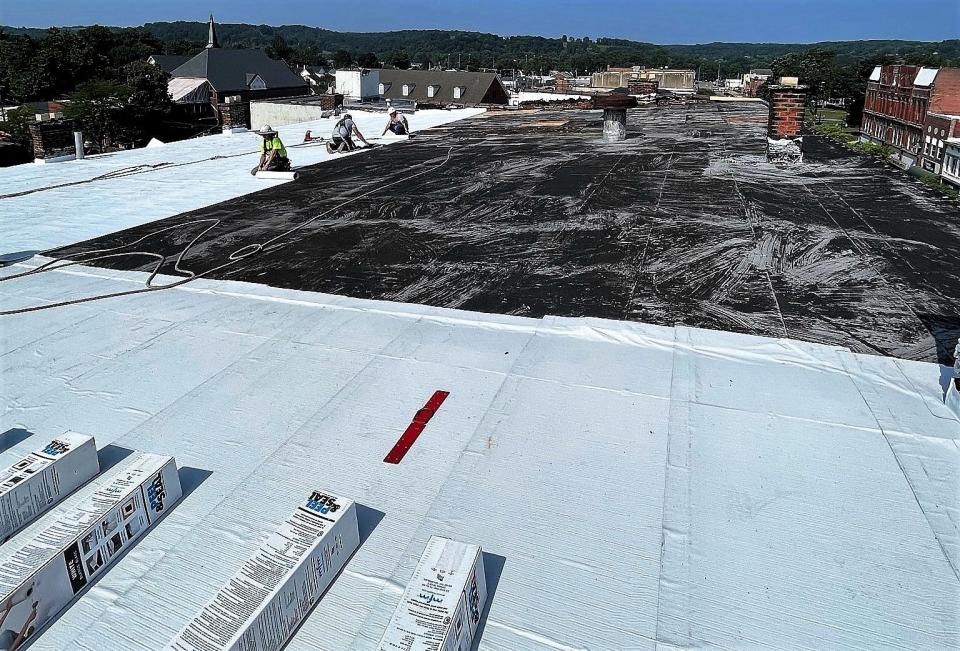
[3, 22, 957, 74]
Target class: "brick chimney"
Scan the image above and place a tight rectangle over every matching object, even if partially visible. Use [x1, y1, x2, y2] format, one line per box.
[220, 98, 251, 131]
[767, 79, 807, 162]
[628, 78, 658, 95]
[28, 119, 77, 163]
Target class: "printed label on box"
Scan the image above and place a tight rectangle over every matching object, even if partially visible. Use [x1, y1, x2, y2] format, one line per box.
[0, 432, 100, 544]
[378, 536, 487, 651]
[166, 490, 360, 651]
[0, 453, 182, 650]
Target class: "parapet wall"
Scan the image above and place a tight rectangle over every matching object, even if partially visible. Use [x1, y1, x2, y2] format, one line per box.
[250, 95, 345, 130]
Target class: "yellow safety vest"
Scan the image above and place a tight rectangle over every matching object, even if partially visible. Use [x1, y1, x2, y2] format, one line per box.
[259, 136, 286, 157]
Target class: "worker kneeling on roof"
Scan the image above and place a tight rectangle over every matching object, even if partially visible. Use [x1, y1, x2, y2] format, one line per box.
[251, 125, 291, 175]
[327, 114, 370, 153]
[382, 107, 410, 136]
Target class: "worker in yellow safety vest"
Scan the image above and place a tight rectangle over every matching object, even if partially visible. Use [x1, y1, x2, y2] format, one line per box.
[252, 125, 291, 175]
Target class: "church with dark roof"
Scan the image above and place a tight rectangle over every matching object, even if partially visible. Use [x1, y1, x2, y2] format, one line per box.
[155, 16, 308, 128]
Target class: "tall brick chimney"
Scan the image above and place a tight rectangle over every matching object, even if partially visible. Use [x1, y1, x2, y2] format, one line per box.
[220, 98, 251, 131]
[767, 79, 807, 162]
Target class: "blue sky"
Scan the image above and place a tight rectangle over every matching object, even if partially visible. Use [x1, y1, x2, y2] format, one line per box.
[1, 0, 956, 43]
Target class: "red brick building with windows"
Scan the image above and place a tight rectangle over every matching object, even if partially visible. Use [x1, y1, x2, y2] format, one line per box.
[861, 64, 960, 169]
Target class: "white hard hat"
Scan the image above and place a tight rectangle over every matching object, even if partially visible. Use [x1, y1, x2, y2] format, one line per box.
[258, 125, 276, 135]
[389, 107, 398, 114]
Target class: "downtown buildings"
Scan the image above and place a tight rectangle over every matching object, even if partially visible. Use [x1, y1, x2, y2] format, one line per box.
[860, 64, 960, 185]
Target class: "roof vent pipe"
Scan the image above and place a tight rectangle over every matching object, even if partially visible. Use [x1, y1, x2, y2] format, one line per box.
[74, 132, 84, 160]
[592, 94, 638, 142]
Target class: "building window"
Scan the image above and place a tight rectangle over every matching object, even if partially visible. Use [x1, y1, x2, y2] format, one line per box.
[453, 86, 465, 99]
[947, 154, 959, 176]
[428, 85, 438, 98]
[379, 83, 385, 94]
[402, 84, 413, 96]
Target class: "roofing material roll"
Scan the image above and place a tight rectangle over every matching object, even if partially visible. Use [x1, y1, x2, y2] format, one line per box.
[255, 170, 299, 181]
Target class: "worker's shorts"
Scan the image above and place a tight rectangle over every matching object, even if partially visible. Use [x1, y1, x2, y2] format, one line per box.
[329, 136, 355, 152]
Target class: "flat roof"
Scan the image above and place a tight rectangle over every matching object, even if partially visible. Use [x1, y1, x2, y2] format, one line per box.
[2, 256, 957, 649]
[1, 101, 958, 650]
[1, 108, 483, 252]
[47, 102, 960, 363]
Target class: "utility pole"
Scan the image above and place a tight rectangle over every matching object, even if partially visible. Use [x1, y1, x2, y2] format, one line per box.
[0, 87, 6, 122]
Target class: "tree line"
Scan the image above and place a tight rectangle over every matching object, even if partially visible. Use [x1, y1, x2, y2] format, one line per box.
[0, 27, 175, 152]
[4, 22, 957, 92]
[0, 22, 957, 156]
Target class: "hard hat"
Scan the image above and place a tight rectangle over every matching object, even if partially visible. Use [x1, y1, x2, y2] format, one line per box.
[258, 125, 277, 135]
[389, 107, 398, 114]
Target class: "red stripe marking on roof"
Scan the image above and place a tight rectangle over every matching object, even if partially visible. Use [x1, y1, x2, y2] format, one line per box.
[383, 391, 450, 464]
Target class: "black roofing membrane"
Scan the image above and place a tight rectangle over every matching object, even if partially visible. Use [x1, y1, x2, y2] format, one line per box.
[55, 103, 960, 362]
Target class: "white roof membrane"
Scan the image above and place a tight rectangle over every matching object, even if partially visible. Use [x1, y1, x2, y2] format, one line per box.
[1, 258, 957, 650]
[914, 67, 940, 87]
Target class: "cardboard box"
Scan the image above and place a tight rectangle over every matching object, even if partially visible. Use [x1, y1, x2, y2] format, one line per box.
[166, 490, 360, 651]
[378, 536, 487, 651]
[0, 432, 100, 544]
[0, 453, 181, 649]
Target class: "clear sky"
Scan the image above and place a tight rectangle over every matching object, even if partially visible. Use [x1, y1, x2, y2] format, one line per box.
[1, 0, 957, 43]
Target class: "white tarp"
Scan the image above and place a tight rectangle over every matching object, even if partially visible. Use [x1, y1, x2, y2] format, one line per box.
[914, 67, 939, 87]
[869, 66, 882, 82]
[0, 258, 957, 650]
[510, 91, 590, 105]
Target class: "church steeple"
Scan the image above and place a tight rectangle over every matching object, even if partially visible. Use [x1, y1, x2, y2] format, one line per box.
[206, 14, 220, 49]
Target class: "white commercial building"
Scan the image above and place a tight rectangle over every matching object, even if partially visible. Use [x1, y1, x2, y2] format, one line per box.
[942, 138, 960, 187]
[335, 69, 381, 100]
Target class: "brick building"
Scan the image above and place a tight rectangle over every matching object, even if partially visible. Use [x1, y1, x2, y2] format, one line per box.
[742, 69, 772, 97]
[860, 64, 960, 169]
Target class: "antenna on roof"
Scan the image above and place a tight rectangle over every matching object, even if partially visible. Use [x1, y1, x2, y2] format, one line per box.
[206, 13, 220, 49]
